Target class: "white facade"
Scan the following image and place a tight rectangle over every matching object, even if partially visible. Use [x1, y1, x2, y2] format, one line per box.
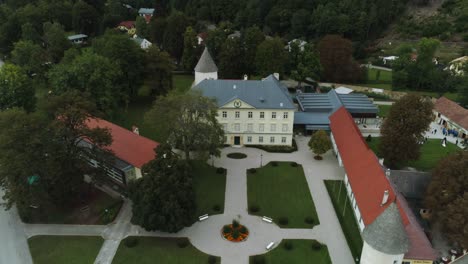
[139, 38, 152, 49]
[195, 71, 218, 86]
[218, 99, 294, 146]
[361, 241, 405, 264]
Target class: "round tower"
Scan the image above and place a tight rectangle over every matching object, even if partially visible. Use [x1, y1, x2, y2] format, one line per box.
[360, 203, 409, 264]
[194, 47, 218, 86]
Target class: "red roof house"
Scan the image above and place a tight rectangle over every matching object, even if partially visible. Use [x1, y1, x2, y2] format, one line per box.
[118, 21, 136, 30]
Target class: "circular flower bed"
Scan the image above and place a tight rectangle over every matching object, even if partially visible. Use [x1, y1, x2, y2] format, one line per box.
[227, 153, 247, 159]
[221, 220, 249, 242]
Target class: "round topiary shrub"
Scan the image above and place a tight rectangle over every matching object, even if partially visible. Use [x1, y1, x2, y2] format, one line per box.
[253, 255, 266, 264]
[366, 134, 372, 142]
[177, 239, 189, 248]
[223, 225, 233, 233]
[212, 204, 221, 212]
[249, 205, 260, 213]
[216, 167, 225, 174]
[208, 256, 217, 264]
[305, 217, 314, 225]
[232, 219, 240, 228]
[290, 162, 298, 167]
[271, 161, 278, 167]
[248, 168, 257, 174]
[124, 237, 138, 248]
[278, 217, 289, 226]
[232, 230, 240, 239]
[311, 240, 322, 251]
[284, 241, 293, 251]
[239, 226, 247, 233]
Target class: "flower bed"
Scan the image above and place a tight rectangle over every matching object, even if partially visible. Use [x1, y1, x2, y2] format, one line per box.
[221, 220, 249, 242]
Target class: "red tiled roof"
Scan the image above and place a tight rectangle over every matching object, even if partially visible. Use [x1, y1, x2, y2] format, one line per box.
[330, 107, 408, 226]
[118, 21, 135, 29]
[86, 118, 159, 168]
[434, 97, 468, 130]
[397, 192, 438, 261]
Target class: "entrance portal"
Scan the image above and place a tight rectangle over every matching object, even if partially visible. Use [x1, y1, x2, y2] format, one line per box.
[234, 136, 241, 145]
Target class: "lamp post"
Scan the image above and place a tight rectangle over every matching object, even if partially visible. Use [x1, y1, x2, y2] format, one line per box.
[260, 153, 263, 167]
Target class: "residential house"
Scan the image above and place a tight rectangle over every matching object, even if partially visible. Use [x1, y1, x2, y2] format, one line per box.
[68, 34, 88, 45]
[434, 96, 468, 139]
[118, 21, 136, 35]
[446, 56, 468, 76]
[138, 8, 154, 23]
[286, 39, 307, 52]
[132, 35, 152, 50]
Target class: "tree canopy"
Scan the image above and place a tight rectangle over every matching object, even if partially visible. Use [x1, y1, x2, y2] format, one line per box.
[425, 151, 468, 248]
[255, 37, 288, 78]
[308, 130, 332, 160]
[144, 91, 224, 160]
[379, 94, 434, 168]
[0, 63, 35, 112]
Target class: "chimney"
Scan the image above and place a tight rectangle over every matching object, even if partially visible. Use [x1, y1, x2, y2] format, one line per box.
[132, 125, 139, 135]
[273, 73, 279, 80]
[381, 190, 389, 206]
[233, 84, 237, 89]
[243, 74, 248, 80]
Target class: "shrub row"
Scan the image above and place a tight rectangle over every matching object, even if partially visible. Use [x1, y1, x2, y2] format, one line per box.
[246, 139, 298, 153]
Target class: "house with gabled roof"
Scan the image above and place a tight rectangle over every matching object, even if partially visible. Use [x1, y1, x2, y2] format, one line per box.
[434, 96, 468, 139]
[138, 8, 154, 23]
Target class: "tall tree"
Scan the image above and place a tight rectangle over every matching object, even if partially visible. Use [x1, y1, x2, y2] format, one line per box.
[218, 37, 245, 79]
[163, 12, 188, 63]
[42, 22, 70, 63]
[379, 94, 433, 168]
[72, 0, 99, 35]
[318, 35, 363, 83]
[308, 130, 332, 160]
[149, 17, 167, 47]
[290, 44, 322, 89]
[181, 26, 200, 71]
[21, 23, 41, 44]
[0, 64, 35, 112]
[47, 51, 122, 116]
[255, 37, 288, 77]
[425, 151, 468, 248]
[242, 26, 264, 76]
[144, 91, 224, 160]
[128, 143, 195, 233]
[11, 40, 47, 76]
[144, 46, 175, 95]
[135, 16, 149, 38]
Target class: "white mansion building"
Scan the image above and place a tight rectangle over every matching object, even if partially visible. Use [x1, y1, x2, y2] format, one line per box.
[193, 48, 295, 146]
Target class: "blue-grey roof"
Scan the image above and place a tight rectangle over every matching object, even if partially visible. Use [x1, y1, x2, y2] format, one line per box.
[294, 112, 330, 125]
[67, 34, 88, 40]
[138, 8, 154, 14]
[193, 75, 295, 109]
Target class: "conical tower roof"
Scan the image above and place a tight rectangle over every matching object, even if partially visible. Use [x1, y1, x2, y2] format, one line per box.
[195, 47, 218, 73]
[362, 202, 410, 255]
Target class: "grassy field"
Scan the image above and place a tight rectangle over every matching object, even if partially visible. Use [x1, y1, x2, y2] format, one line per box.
[173, 74, 194, 94]
[325, 181, 363, 263]
[378, 105, 392, 117]
[249, 239, 332, 264]
[191, 161, 226, 217]
[247, 162, 319, 228]
[28, 236, 103, 264]
[357, 68, 393, 90]
[113, 237, 219, 264]
[366, 137, 460, 171]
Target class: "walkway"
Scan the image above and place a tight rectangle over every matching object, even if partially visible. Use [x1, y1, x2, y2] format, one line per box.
[16, 136, 355, 264]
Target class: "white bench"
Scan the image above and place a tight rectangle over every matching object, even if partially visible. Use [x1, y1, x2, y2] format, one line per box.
[198, 214, 209, 221]
[262, 216, 273, 223]
[266, 242, 275, 250]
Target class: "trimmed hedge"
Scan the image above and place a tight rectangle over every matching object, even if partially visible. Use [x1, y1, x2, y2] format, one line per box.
[246, 139, 297, 153]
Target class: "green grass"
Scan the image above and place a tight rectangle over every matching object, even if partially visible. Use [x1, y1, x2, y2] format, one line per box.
[250, 239, 332, 264]
[28, 236, 103, 264]
[377, 105, 392, 118]
[357, 68, 393, 90]
[191, 161, 226, 217]
[325, 181, 363, 263]
[366, 137, 460, 171]
[113, 237, 219, 264]
[173, 74, 194, 94]
[247, 162, 319, 228]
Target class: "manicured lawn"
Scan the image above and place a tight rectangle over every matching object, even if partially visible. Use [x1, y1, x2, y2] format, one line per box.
[249, 239, 332, 264]
[28, 236, 103, 264]
[366, 137, 460, 171]
[377, 105, 392, 118]
[191, 161, 226, 217]
[113, 237, 219, 264]
[173, 74, 194, 94]
[357, 68, 393, 90]
[325, 181, 362, 263]
[247, 162, 319, 228]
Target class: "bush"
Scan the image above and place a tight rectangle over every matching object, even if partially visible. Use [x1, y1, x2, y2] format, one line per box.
[208, 256, 217, 264]
[212, 204, 221, 212]
[216, 167, 225, 174]
[271, 161, 278, 167]
[305, 217, 314, 225]
[177, 239, 189, 248]
[227, 152, 247, 159]
[279, 217, 289, 226]
[248, 168, 257, 174]
[284, 241, 293, 251]
[232, 220, 240, 228]
[239, 226, 248, 234]
[223, 225, 232, 233]
[232, 230, 240, 239]
[252, 255, 266, 264]
[290, 162, 298, 167]
[246, 139, 298, 153]
[311, 240, 322, 251]
[124, 237, 138, 248]
[249, 205, 260, 213]
[366, 134, 372, 142]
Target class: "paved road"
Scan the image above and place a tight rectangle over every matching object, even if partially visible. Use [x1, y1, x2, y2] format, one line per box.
[362, 64, 392, 71]
[0, 190, 33, 264]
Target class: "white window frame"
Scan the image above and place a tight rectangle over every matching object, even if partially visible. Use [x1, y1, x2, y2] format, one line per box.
[248, 111, 253, 118]
[259, 136, 263, 143]
[282, 124, 288, 132]
[283, 112, 288, 119]
[272, 112, 276, 119]
[235, 111, 240, 118]
[270, 136, 275, 143]
[247, 123, 253, 131]
[222, 111, 227, 118]
[270, 124, 276, 132]
[260, 112, 265, 119]
[247, 136, 252, 143]
[235, 123, 240, 131]
[259, 124, 264, 132]
[281, 137, 286, 143]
